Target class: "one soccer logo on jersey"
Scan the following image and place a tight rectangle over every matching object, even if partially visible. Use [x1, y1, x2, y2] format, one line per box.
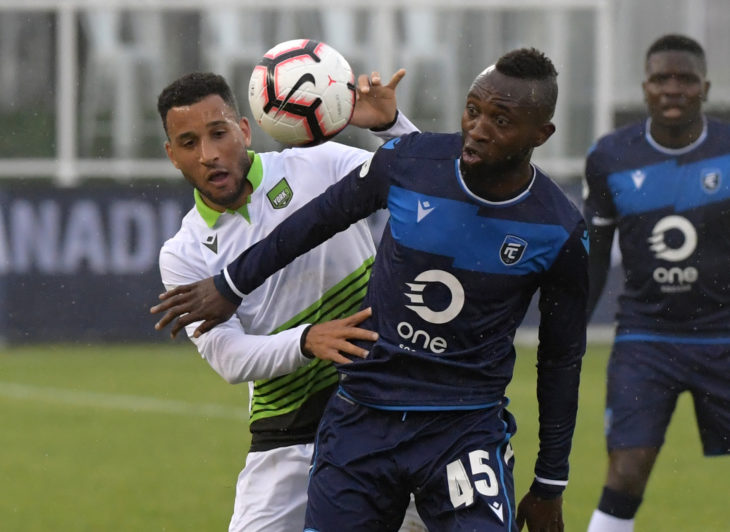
[404, 270, 465, 324]
[649, 215, 698, 292]
[648, 215, 697, 262]
[500, 235, 527, 266]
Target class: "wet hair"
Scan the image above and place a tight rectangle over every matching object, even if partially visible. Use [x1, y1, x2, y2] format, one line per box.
[495, 47, 558, 118]
[645, 34, 706, 75]
[157, 72, 240, 136]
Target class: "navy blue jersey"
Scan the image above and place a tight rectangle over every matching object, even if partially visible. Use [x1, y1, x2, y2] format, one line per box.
[584, 117, 730, 339]
[218, 132, 588, 484]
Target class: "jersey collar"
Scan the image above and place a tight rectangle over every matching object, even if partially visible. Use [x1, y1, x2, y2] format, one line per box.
[645, 116, 708, 155]
[195, 150, 263, 228]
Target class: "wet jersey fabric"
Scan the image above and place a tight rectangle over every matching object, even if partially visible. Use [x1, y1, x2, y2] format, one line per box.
[584, 117, 730, 341]
[160, 143, 376, 451]
[218, 131, 588, 484]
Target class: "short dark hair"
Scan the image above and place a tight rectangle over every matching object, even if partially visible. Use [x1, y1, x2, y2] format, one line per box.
[157, 72, 240, 136]
[495, 47, 558, 118]
[645, 34, 706, 75]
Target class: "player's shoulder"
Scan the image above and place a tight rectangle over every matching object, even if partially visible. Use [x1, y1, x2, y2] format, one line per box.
[706, 116, 730, 139]
[261, 141, 369, 185]
[382, 131, 461, 160]
[160, 207, 204, 256]
[269, 140, 366, 164]
[585, 120, 646, 176]
[589, 120, 644, 157]
[533, 168, 584, 227]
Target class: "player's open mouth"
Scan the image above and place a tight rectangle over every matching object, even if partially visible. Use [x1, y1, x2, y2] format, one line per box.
[461, 146, 482, 166]
[207, 170, 229, 184]
[661, 106, 684, 119]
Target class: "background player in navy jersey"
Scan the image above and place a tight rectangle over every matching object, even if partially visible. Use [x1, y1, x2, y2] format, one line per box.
[583, 34, 730, 532]
[153, 48, 588, 531]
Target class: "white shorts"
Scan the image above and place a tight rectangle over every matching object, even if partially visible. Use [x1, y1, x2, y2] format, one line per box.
[229, 443, 312, 532]
[228, 442, 428, 532]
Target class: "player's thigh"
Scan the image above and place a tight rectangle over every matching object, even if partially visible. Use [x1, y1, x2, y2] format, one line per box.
[688, 344, 730, 455]
[229, 443, 313, 532]
[414, 408, 517, 532]
[605, 341, 680, 449]
[305, 394, 411, 532]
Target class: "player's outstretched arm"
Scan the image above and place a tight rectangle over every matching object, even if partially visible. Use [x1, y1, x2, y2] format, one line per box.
[350, 69, 406, 129]
[150, 277, 235, 339]
[301, 307, 378, 364]
[515, 492, 564, 531]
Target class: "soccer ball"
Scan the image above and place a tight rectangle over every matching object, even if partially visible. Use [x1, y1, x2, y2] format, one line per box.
[248, 39, 356, 147]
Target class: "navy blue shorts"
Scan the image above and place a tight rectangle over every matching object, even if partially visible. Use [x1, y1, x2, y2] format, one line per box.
[605, 340, 730, 455]
[304, 391, 518, 532]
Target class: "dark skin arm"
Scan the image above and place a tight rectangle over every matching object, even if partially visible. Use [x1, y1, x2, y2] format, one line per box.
[151, 277, 233, 338]
[150, 279, 378, 364]
[516, 493, 563, 532]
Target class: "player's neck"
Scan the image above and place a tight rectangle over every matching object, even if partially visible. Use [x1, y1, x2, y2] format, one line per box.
[649, 115, 705, 150]
[466, 162, 534, 202]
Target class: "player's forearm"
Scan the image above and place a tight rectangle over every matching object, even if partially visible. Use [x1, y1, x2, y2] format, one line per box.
[585, 223, 614, 319]
[531, 357, 582, 498]
[191, 322, 312, 383]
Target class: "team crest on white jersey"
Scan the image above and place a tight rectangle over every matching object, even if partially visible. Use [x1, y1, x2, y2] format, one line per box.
[267, 178, 293, 209]
[701, 169, 721, 193]
[500, 236, 527, 266]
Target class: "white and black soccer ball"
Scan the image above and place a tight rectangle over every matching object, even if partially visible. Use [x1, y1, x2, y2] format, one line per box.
[248, 39, 356, 147]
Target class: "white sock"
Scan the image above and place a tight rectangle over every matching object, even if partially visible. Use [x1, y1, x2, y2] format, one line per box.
[586, 509, 635, 532]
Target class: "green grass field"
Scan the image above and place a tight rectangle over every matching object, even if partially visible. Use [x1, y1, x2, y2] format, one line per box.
[1, 342, 727, 531]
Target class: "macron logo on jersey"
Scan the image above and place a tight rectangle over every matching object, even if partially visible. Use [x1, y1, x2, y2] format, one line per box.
[417, 200, 435, 222]
[631, 169, 646, 189]
[489, 502, 504, 523]
[202, 234, 218, 254]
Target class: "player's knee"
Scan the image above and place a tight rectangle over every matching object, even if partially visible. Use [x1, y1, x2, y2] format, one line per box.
[596, 486, 642, 519]
[606, 448, 657, 494]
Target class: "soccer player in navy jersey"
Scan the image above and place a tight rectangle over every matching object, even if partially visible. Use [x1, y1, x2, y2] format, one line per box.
[584, 34, 730, 532]
[153, 48, 588, 531]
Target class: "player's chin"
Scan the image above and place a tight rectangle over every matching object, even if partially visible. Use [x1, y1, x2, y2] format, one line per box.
[459, 157, 487, 179]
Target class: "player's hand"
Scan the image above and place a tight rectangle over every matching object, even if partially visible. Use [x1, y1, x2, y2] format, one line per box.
[516, 492, 563, 532]
[302, 307, 378, 364]
[350, 69, 406, 129]
[150, 277, 238, 339]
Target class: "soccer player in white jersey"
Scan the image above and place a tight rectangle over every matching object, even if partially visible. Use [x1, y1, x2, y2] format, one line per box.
[154, 71, 426, 532]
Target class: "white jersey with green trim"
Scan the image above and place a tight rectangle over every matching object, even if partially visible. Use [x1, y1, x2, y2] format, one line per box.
[160, 140, 381, 450]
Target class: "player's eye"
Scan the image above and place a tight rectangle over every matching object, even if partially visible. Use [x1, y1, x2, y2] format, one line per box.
[495, 116, 510, 127]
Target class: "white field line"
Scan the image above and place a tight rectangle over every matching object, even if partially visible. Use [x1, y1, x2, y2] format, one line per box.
[0, 381, 248, 421]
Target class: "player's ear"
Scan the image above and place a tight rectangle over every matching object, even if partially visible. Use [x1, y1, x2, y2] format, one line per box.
[164, 141, 180, 169]
[702, 80, 711, 101]
[238, 117, 252, 147]
[533, 121, 555, 148]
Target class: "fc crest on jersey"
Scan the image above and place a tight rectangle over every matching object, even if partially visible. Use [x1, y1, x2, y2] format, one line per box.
[701, 169, 721, 193]
[500, 235, 527, 266]
[267, 178, 293, 209]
